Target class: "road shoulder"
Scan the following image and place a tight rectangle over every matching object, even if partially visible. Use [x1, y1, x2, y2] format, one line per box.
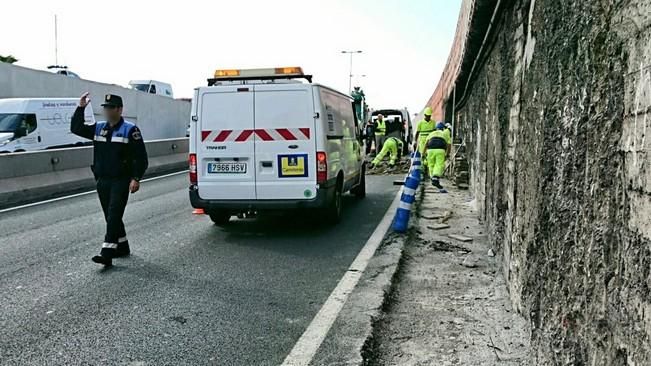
[309, 182, 531, 365]
[365, 185, 531, 365]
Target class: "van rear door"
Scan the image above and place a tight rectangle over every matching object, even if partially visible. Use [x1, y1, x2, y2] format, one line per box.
[253, 84, 317, 200]
[197, 86, 256, 200]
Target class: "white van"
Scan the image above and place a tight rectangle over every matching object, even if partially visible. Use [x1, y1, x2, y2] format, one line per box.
[188, 67, 366, 225]
[0, 98, 95, 153]
[129, 80, 174, 98]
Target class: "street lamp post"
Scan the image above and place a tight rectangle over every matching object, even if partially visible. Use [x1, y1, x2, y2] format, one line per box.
[341, 50, 362, 93]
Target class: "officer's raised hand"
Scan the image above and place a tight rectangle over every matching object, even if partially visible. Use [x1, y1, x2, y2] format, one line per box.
[79, 92, 90, 108]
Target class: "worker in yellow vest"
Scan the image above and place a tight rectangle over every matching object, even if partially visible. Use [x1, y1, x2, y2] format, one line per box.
[374, 114, 387, 154]
[414, 107, 437, 164]
[370, 137, 404, 168]
[424, 122, 451, 193]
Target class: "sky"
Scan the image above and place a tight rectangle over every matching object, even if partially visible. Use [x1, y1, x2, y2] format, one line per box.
[1, 0, 462, 114]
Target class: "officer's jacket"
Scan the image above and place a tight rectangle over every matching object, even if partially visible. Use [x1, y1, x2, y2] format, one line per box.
[71, 107, 148, 180]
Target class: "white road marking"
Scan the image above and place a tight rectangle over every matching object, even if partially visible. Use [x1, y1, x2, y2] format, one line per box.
[0, 170, 188, 214]
[281, 189, 402, 366]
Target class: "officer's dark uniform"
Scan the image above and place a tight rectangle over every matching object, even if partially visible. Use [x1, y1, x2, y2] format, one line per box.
[71, 94, 148, 266]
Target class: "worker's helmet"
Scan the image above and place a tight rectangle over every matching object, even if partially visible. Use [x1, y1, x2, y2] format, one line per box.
[445, 123, 452, 130]
[436, 122, 446, 130]
[423, 107, 433, 116]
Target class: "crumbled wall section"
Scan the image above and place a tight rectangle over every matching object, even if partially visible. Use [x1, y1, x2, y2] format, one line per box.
[455, 0, 651, 364]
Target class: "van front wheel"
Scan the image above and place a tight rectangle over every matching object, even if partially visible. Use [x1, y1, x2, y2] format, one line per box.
[351, 166, 366, 199]
[208, 210, 231, 225]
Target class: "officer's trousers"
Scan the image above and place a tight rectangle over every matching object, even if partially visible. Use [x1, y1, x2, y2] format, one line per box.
[96, 177, 130, 257]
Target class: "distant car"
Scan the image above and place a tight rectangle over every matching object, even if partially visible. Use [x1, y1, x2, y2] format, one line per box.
[47, 65, 80, 78]
[129, 80, 174, 98]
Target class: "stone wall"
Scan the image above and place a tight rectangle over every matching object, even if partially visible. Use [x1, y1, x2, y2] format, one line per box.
[455, 0, 651, 364]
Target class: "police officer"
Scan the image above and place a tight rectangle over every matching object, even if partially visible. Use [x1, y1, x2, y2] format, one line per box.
[71, 92, 148, 266]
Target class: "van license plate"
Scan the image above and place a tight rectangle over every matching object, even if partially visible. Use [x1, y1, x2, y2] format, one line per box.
[207, 162, 247, 174]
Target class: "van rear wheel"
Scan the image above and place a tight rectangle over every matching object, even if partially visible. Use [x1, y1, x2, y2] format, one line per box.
[208, 210, 231, 225]
[325, 182, 343, 224]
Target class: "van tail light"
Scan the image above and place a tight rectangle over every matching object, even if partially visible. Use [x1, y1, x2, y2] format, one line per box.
[189, 153, 198, 184]
[316, 151, 327, 184]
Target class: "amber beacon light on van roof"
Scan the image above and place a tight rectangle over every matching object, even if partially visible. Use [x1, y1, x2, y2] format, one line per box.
[208, 66, 312, 85]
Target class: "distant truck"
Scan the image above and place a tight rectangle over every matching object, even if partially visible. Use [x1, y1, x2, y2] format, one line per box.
[128, 80, 174, 98]
[0, 98, 94, 153]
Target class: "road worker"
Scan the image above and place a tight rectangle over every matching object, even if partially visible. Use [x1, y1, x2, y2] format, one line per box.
[424, 122, 451, 193]
[414, 107, 437, 161]
[370, 136, 404, 168]
[374, 114, 387, 154]
[71, 92, 148, 266]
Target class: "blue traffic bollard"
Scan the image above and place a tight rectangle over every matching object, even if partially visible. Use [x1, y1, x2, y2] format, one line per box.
[393, 152, 421, 233]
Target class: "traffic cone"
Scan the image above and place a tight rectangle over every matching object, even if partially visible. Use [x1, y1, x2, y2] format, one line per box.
[192, 208, 205, 215]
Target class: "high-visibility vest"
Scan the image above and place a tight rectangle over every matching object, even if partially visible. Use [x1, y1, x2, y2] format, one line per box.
[425, 129, 451, 148]
[375, 119, 386, 136]
[417, 120, 436, 143]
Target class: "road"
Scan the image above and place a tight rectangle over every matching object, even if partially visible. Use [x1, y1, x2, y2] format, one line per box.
[0, 173, 400, 366]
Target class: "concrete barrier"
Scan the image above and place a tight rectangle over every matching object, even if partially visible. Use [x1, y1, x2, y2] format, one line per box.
[0, 62, 191, 140]
[0, 138, 188, 208]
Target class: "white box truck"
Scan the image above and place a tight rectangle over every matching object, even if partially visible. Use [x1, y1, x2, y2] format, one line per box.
[128, 80, 174, 98]
[0, 98, 95, 153]
[189, 67, 366, 225]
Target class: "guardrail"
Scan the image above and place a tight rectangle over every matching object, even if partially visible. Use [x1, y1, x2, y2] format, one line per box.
[0, 138, 188, 209]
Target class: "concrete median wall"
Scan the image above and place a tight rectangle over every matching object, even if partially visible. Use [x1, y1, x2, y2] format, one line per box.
[0, 138, 188, 208]
[0, 62, 191, 140]
[434, 0, 651, 364]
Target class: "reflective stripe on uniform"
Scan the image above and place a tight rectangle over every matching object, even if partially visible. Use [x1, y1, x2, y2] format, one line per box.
[94, 135, 107, 142]
[118, 236, 127, 243]
[111, 137, 129, 144]
[398, 201, 412, 210]
[102, 242, 118, 249]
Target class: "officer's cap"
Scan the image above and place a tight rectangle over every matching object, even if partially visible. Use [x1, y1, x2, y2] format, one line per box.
[101, 94, 123, 107]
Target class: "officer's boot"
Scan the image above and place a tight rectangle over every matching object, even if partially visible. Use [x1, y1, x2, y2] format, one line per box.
[92, 244, 116, 266]
[115, 236, 130, 257]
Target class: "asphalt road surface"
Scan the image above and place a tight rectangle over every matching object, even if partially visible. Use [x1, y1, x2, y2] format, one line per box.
[0, 173, 400, 366]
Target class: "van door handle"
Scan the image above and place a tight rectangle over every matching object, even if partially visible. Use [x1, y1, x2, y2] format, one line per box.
[38, 136, 42, 142]
[262, 161, 273, 168]
[288, 145, 298, 149]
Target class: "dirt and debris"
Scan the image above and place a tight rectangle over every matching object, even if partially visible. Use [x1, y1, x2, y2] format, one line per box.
[366, 158, 410, 175]
[363, 185, 530, 365]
